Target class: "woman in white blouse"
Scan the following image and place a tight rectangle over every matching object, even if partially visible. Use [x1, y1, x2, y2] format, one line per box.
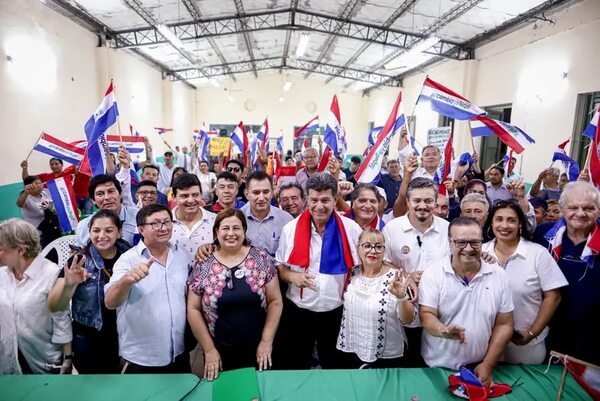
[482, 200, 568, 364]
[336, 229, 417, 368]
[0, 219, 73, 374]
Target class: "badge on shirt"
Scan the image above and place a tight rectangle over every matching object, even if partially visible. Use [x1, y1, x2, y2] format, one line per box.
[234, 269, 245, 279]
[401, 245, 410, 254]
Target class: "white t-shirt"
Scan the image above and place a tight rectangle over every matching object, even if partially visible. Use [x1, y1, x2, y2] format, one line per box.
[157, 163, 177, 194]
[482, 239, 568, 343]
[20, 190, 51, 228]
[383, 215, 449, 273]
[419, 258, 514, 369]
[195, 171, 217, 203]
[276, 214, 362, 312]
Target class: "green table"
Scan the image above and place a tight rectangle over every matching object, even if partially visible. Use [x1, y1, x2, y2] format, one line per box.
[0, 365, 591, 401]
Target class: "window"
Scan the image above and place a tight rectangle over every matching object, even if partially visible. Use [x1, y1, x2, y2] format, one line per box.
[479, 105, 512, 170]
[571, 92, 600, 164]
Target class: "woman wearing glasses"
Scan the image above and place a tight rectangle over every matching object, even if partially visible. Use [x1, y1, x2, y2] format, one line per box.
[48, 210, 131, 373]
[187, 209, 282, 380]
[336, 229, 417, 368]
[482, 200, 567, 364]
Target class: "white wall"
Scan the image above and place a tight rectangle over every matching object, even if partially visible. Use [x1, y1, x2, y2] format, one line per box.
[367, 0, 600, 182]
[0, 0, 196, 186]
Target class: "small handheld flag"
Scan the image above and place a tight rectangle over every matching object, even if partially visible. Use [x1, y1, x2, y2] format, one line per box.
[417, 77, 486, 121]
[46, 177, 80, 233]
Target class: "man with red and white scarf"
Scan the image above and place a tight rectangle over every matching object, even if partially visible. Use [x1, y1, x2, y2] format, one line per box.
[274, 173, 362, 369]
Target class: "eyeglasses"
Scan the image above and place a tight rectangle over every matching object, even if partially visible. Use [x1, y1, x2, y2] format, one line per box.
[450, 239, 482, 249]
[144, 220, 173, 230]
[227, 167, 241, 173]
[359, 243, 385, 253]
[137, 190, 157, 197]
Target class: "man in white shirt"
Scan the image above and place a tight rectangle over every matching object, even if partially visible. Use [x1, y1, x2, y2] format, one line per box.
[104, 204, 190, 373]
[383, 177, 449, 366]
[177, 146, 192, 171]
[241, 171, 293, 256]
[274, 173, 362, 369]
[171, 173, 216, 262]
[419, 217, 514, 386]
[398, 143, 442, 181]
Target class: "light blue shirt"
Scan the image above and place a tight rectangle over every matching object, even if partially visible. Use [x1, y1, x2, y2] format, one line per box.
[105, 240, 189, 367]
[241, 203, 293, 256]
[76, 205, 138, 246]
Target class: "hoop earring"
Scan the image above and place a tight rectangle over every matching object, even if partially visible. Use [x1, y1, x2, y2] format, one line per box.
[486, 226, 493, 239]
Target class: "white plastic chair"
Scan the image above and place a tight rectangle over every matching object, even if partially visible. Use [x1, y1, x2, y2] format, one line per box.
[40, 235, 78, 268]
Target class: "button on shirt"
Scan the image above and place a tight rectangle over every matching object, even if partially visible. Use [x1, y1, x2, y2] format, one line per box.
[482, 239, 568, 343]
[172, 207, 216, 262]
[0, 256, 72, 374]
[419, 258, 514, 369]
[241, 204, 294, 256]
[383, 215, 450, 273]
[105, 241, 189, 367]
[276, 215, 362, 312]
[76, 205, 138, 246]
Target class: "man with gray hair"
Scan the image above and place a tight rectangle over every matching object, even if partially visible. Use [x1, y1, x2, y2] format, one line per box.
[295, 147, 320, 190]
[460, 193, 490, 227]
[534, 181, 600, 365]
[383, 177, 450, 367]
[274, 173, 362, 369]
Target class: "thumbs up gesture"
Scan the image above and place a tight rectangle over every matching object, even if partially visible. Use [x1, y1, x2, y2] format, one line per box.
[127, 257, 155, 284]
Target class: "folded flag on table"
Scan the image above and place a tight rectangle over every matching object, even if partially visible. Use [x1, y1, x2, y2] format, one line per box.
[46, 177, 79, 233]
[417, 77, 487, 120]
[33, 132, 85, 165]
[448, 367, 512, 401]
[469, 116, 535, 154]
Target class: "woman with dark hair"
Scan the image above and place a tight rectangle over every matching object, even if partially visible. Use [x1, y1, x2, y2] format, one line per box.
[482, 200, 567, 364]
[187, 209, 282, 380]
[48, 209, 131, 373]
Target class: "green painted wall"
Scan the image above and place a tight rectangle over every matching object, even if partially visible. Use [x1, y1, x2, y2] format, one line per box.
[0, 182, 24, 221]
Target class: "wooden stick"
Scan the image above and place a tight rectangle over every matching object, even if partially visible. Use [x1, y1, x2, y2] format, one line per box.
[555, 364, 568, 401]
[550, 351, 600, 369]
[467, 123, 476, 152]
[26, 131, 45, 161]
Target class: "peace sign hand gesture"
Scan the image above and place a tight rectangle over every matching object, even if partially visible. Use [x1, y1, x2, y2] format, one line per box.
[64, 255, 88, 287]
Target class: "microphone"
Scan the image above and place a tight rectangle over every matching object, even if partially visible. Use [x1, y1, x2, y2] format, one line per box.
[416, 236, 422, 247]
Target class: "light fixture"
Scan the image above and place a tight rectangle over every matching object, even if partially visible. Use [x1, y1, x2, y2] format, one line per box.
[156, 24, 185, 49]
[209, 78, 220, 88]
[295, 32, 310, 58]
[228, 94, 235, 103]
[279, 96, 285, 103]
[283, 80, 292, 91]
[384, 36, 441, 70]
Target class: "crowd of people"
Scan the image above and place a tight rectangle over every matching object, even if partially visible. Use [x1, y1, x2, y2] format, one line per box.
[2, 132, 599, 387]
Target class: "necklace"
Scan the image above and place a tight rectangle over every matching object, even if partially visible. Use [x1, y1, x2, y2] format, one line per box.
[357, 266, 385, 295]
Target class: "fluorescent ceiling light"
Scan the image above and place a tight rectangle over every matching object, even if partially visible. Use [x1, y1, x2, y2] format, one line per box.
[283, 80, 292, 91]
[296, 32, 310, 58]
[384, 36, 441, 70]
[156, 24, 185, 49]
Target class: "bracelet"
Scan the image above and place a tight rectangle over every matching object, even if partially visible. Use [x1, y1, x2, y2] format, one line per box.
[527, 330, 535, 338]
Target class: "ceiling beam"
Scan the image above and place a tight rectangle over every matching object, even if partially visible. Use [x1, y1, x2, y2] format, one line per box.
[110, 9, 466, 60]
[180, 0, 236, 81]
[324, 0, 417, 85]
[280, 0, 300, 71]
[233, 0, 258, 78]
[170, 57, 401, 86]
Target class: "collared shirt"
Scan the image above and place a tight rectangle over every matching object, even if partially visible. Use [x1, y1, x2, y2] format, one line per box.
[383, 215, 450, 273]
[0, 256, 72, 374]
[172, 207, 216, 262]
[419, 257, 514, 370]
[241, 204, 294, 256]
[276, 214, 362, 312]
[486, 181, 513, 204]
[76, 205, 138, 246]
[295, 168, 315, 190]
[482, 239, 567, 343]
[105, 240, 189, 367]
[157, 163, 177, 193]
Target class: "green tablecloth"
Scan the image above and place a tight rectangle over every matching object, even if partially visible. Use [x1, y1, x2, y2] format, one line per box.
[0, 365, 591, 401]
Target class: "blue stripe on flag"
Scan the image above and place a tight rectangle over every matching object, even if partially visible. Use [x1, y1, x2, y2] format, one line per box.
[46, 180, 76, 232]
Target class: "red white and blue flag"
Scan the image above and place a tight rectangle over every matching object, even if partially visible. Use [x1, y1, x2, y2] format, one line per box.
[582, 107, 599, 139]
[195, 126, 210, 162]
[230, 121, 249, 164]
[417, 77, 486, 121]
[33, 132, 85, 165]
[354, 92, 404, 184]
[257, 118, 269, 147]
[563, 358, 600, 399]
[469, 116, 535, 154]
[324, 95, 342, 157]
[129, 124, 141, 137]
[276, 129, 284, 154]
[72, 135, 146, 155]
[154, 127, 173, 136]
[589, 121, 600, 188]
[436, 131, 453, 195]
[552, 139, 580, 182]
[84, 81, 119, 146]
[46, 177, 79, 233]
[79, 133, 109, 176]
[544, 217, 600, 266]
[294, 116, 319, 139]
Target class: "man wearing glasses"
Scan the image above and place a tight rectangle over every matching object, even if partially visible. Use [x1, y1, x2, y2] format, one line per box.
[135, 180, 160, 208]
[295, 147, 320, 190]
[419, 217, 514, 387]
[104, 204, 190, 373]
[225, 159, 247, 202]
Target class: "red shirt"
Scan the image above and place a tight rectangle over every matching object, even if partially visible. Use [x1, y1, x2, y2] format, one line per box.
[37, 166, 90, 198]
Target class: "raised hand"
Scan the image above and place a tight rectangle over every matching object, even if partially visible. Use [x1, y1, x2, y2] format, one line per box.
[404, 153, 419, 175]
[20, 160, 28, 169]
[507, 178, 525, 199]
[64, 254, 88, 287]
[388, 270, 411, 300]
[127, 257, 155, 284]
[337, 180, 354, 198]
